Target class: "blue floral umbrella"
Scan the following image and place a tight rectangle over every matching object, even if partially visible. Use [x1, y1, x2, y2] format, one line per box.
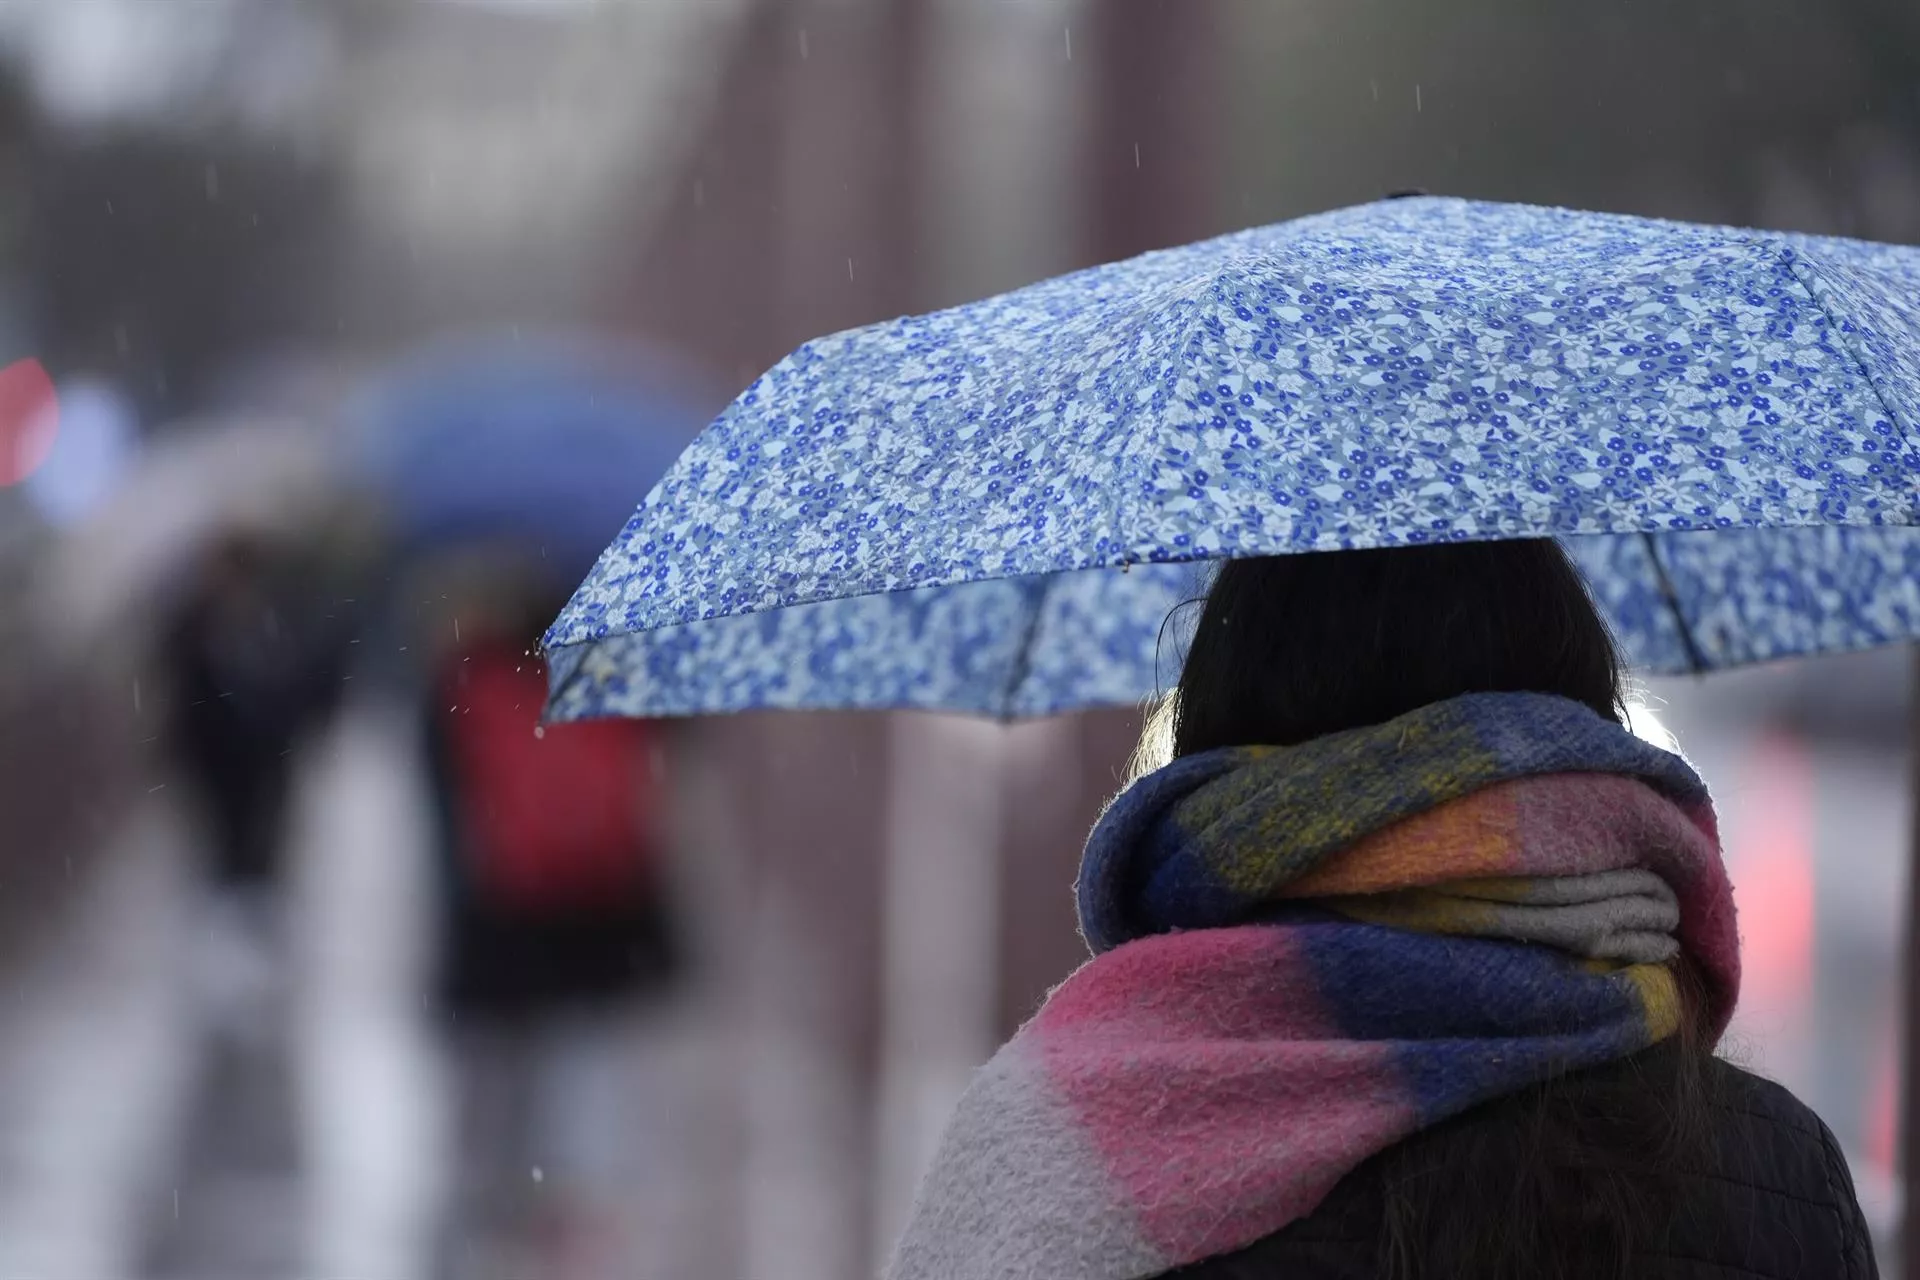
[543, 197, 1920, 721]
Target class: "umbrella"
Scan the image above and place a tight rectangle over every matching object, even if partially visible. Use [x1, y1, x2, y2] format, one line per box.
[37, 416, 345, 646]
[544, 196, 1920, 720]
[542, 195, 1920, 1258]
[350, 333, 713, 580]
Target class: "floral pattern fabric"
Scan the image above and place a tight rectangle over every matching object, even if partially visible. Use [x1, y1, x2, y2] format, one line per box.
[546, 197, 1920, 720]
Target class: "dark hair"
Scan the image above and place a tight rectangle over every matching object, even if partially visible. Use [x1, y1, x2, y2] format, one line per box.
[1155, 539, 1717, 1280]
[1172, 539, 1625, 758]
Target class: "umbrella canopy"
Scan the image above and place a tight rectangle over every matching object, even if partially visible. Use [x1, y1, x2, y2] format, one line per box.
[37, 416, 346, 646]
[543, 196, 1920, 721]
[350, 333, 713, 580]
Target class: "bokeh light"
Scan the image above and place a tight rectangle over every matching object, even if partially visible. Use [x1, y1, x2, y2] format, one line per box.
[0, 357, 59, 487]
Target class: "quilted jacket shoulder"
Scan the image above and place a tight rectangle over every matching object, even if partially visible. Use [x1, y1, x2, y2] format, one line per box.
[1171, 1058, 1877, 1280]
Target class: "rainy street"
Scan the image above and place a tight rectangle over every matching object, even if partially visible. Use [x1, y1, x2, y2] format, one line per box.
[1, 2, 1919, 1278]
[0, 700, 749, 1280]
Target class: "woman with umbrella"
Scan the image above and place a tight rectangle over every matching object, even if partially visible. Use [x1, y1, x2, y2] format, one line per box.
[352, 333, 712, 1278]
[543, 198, 1914, 1277]
[401, 556, 682, 1278]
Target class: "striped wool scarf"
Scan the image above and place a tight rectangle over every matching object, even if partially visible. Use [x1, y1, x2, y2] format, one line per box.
[888, 692, 1740, 1280]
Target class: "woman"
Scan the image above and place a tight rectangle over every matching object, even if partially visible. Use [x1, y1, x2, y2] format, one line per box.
[889, 539, 1875, 1280]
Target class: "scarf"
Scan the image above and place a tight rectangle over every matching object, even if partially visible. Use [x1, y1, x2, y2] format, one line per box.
[887, 692, 1740, 1280]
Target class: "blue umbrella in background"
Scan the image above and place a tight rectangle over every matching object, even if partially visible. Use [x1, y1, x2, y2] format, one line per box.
[544, 196, 1920, 721]
[353, 332, 715, 582]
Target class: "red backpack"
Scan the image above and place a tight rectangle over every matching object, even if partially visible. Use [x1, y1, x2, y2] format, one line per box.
[437, 643, 661, 910]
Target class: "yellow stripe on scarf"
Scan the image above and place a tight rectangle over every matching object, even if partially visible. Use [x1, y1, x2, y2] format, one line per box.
[1623, 962, 1683, 1041]
[1317, 886, 1507, 936]
[1282, 784, 1526, 898]
[1584, 959, 1683, 1042]
[1577, 958, 1683, 1042]
[1205, 714, 1499, 898]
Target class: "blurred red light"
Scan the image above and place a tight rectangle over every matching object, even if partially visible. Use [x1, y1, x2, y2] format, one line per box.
[0, 359, 59, 487]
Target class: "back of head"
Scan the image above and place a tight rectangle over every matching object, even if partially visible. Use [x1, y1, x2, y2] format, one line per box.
[1171, 538, 1624, 757]
[1148, 540, 1718, 1280]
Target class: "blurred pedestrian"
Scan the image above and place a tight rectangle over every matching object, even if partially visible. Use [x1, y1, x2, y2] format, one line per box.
[161, 532, 349, 1039]
[141, 530, 360, 1277]
[419, 580, 682, 1279]
[888, 539, 1874, 1280]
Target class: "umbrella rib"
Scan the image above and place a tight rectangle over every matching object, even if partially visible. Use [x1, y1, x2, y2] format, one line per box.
[1782, 249, 1920, 475]
[1640, 532, 1707, 676]
[998, 581, 1048, 719]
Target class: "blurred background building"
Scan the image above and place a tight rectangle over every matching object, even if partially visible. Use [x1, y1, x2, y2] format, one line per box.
[0, 1, 1915, 1277]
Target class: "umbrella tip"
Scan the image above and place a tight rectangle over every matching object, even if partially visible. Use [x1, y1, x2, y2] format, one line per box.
[1382, 188, 1431, 200]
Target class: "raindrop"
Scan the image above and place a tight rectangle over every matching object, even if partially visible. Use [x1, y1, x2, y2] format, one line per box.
[532, 1166, 544, 1183]
[847, 257, 856, 282]
[534, 725, 546, 739]
[798, 27, 809, 59]
[1415, 84, 1423, 112]
[1370, 78, 1380, 103]
[693, 180, 706, 209]
[1063, 26, 1072, 60]
[204, 164, 220, 201]
[1134, 142, 1141, 169]
[454, 617, 462, 641]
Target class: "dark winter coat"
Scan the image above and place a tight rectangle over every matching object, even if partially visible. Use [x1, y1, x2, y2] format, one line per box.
[1173, 1057, 1877, 1280]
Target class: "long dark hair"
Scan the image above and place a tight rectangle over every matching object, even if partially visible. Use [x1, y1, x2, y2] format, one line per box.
[1153, 539, 1718, 1280]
